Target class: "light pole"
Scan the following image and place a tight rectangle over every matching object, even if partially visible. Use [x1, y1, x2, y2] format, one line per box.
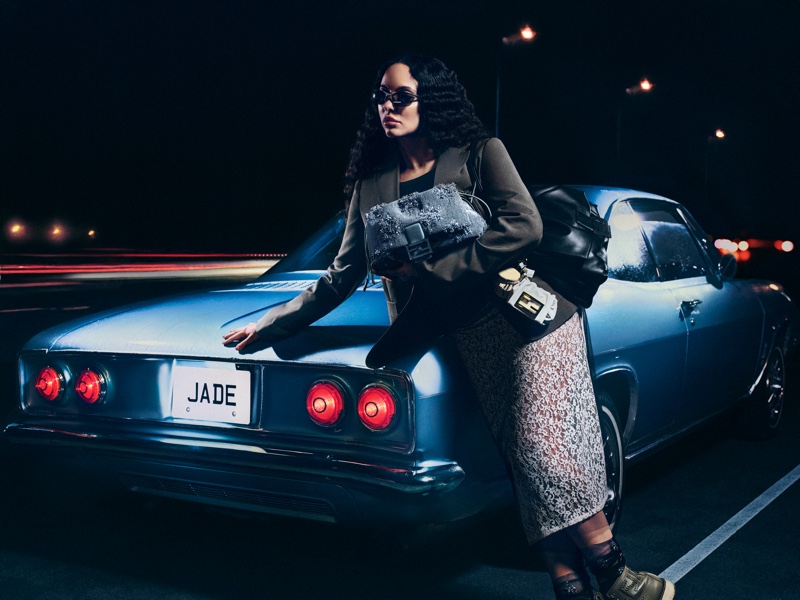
[705, 129, 726, 204]
[496, 24, 537, 137]
[616, 78, 654, 173]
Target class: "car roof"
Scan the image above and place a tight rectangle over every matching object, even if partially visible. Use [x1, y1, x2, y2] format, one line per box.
[530, 184, 677, 220]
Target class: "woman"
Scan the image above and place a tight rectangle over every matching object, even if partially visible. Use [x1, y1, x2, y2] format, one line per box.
[223, 55, 675, 600]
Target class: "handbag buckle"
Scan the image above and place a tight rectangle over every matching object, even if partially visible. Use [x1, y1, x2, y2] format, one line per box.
[508, 279, 558, 324]
[496, 264, 558, 325]
[404, 223, 433, 262]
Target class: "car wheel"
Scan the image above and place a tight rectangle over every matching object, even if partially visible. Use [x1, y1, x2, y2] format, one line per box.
[738, 347, 785, 439]
[597, 392, 624, 530]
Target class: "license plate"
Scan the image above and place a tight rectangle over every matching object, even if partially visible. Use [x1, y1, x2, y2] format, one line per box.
[172, 365, 251, 425]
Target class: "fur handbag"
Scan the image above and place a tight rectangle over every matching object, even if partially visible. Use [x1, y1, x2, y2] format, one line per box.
[365, 183, 488, 274]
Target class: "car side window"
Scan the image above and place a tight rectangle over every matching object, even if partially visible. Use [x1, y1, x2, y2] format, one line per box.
[630, 200, 709, 282]
[679, 206, 725, 270]
[606, 201, 659, 282]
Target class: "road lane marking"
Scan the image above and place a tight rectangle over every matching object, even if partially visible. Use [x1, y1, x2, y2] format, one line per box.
[660, 463, 800, 582]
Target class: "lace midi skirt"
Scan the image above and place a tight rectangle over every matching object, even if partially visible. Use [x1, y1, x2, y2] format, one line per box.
[451, 309, 607, 544]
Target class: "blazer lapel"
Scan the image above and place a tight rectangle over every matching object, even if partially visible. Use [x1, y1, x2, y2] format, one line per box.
[434, 144, 472, 189]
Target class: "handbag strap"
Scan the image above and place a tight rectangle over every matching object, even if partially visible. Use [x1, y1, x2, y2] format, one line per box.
[463, 137, 491, 221]
[467, 137, 488, 196]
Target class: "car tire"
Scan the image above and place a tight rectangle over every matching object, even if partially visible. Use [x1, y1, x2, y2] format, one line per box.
[738, 346, 785, 440]
[597, 392, 624, 530]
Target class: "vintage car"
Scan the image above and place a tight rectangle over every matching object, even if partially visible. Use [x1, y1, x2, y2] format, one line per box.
[4, 186, 797, 531]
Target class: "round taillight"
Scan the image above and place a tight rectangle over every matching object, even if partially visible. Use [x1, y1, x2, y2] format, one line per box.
[35, 366, 65, 402]
[357, 385, 397, 431]
[306, 381, 345, 427]
[75, 369, 106, 404]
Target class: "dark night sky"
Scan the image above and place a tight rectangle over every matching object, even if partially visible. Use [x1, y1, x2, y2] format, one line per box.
[2, 0, 799, 253]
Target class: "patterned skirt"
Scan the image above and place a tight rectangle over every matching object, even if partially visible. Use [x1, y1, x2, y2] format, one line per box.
[450, 309, 607, 544]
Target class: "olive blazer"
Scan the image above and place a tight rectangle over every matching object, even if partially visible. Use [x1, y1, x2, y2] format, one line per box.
[254, 138, 568, 365]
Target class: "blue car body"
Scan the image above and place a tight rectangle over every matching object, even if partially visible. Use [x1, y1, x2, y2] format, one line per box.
[5, 186, 797, 528]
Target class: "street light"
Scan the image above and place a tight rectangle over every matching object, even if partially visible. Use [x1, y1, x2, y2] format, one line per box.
[625, 78, 654, 95]
[48, 223, 68, 244]
[502, 24, 537, 46]
[7, 220, 27, 242]
[496, 24, 538, 136]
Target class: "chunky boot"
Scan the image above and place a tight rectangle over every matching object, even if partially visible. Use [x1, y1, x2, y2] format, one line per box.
[583, 538, 675, 600]
[604, 566, 675, 600]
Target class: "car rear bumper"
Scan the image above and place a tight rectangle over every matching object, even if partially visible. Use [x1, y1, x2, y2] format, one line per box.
[3, 419, 475, 525]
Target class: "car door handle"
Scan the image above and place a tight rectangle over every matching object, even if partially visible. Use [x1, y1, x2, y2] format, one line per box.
[680, 299, 703, 319]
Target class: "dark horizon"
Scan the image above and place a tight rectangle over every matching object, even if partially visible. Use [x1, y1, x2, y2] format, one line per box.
[2, 1, 799, 253]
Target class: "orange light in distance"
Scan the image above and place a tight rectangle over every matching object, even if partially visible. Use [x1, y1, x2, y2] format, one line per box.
[520, 25, 537, 40]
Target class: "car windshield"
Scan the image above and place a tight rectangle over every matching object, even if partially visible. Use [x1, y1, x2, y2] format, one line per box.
[258, 211, 346, 277]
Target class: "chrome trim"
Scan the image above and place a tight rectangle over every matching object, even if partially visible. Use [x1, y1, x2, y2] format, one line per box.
[624, 403, 732, 463]
[3, 422, 465, 495]
[594, 366, 639, 446]
[748, 350, 771, 397]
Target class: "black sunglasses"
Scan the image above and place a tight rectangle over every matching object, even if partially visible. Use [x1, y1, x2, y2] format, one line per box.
[372, 89, 419, 107]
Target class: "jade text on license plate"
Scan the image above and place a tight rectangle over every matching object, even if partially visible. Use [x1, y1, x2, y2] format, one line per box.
[172, 365, 251, 425]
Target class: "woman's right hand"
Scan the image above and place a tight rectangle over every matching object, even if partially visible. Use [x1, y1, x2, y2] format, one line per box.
[222, 322, 260, 351]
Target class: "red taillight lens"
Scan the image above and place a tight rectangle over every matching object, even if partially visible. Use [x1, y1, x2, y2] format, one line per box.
[306, 381, 345, 427]
[35, 366, 64, 402]
[75, 369, 106, 404]
[357, 385, 397, 431]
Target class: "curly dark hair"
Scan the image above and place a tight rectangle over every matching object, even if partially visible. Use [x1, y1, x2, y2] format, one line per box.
[343, 55, 488, 201]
